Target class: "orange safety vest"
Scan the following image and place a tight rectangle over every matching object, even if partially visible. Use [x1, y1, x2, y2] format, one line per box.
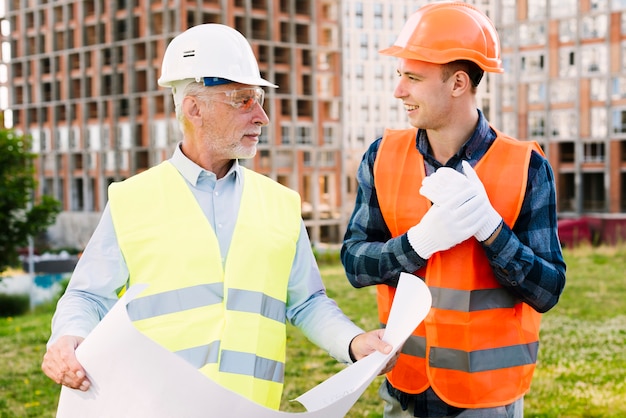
[374, 128, 544, 408]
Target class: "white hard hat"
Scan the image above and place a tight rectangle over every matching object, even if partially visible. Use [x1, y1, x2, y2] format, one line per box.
[158, 24, 277, 88]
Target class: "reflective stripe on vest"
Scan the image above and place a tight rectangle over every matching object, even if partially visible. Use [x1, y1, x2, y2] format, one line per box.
[109, 162, 301, 409]
[430, 342, 539, 373]
[373, 128, 544, 408]
[399, 335, 538, 370]
[127, 286, 286, 377]
[127, 283, 224, 320]
[429, 286, 517, 311]
[127, 287, 285, 323]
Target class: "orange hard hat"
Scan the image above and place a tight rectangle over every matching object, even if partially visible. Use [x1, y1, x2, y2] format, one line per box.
[379, 1, 503, 73]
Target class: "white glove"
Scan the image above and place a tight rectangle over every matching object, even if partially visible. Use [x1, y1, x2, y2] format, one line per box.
[419, 166, 475, 207]
[460, 161, 502, 242]
[407, 182, 487, 259]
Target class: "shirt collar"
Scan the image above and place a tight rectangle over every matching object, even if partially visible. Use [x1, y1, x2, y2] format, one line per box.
[416, 109, 495, 168]
[170, 142, 242, 186]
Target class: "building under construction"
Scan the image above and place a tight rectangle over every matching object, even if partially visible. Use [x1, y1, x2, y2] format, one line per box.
[4, 0, 343, 248]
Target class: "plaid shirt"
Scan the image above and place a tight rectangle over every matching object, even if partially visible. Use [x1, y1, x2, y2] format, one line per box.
[341, 110, 566, 416]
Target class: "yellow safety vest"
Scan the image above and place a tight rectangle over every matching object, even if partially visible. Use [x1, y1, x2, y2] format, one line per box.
[108, 161, 301, 409]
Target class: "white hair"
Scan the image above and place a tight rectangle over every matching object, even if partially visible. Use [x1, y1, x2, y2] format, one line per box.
[170, 79, 212, 133]
[170, 79, 195, 119]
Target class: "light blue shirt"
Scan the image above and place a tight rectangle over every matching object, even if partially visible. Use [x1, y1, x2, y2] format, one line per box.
[49, 143, 363, 363]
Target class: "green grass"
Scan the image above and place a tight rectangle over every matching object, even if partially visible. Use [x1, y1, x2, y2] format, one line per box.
[0, 305, 61, 418]
[1, 246, 625, 417]
[523, 245, 626, 418]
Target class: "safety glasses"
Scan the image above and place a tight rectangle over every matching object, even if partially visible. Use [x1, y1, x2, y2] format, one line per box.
[205, 87, 265, 112]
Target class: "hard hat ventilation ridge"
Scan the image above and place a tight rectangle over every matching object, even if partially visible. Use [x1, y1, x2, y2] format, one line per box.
[158, 24, 278, 88]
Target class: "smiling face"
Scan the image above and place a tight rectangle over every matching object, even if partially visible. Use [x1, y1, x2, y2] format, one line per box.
[393, 58, 456, 131]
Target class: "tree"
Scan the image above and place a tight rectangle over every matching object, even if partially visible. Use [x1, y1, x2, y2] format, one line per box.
[0, 126, 61, 274]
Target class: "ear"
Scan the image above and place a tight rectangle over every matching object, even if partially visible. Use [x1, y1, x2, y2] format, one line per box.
[182, 96, 204, 127]
[450, 71, 472, 97]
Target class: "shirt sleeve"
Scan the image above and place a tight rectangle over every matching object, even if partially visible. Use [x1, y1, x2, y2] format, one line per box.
[47, 204, 128, 347]
[341, 139, 426, 289]
[482, 151, 567, 313]
[286, 221, 364, 364]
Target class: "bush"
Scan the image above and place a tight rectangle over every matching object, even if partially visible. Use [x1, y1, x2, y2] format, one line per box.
[0, 293, 30, 317]
[312, 247, 341, 265]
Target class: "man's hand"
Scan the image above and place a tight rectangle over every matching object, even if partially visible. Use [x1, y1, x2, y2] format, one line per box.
[349, 330, 399, 375]
[460, 161, 503, 242]
[419, 166, 476, 208]
[408, 161, 502, 258]
[41, 335, 90, 391]
[407, 167, 487, 258]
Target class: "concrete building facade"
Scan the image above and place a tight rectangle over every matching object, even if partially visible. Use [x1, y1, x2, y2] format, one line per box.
[4, 0, 343, 248]
[493, 0, 626, 216]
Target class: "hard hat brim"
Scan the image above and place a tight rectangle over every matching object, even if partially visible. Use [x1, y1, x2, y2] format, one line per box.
[225, 76, 278, 89]
[379, 45, 504, 74]
[158, 76, 277, 89]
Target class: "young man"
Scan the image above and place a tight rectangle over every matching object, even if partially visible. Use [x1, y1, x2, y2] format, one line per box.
[42, 24, 395, 410]
[341, 3, 566, 417]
